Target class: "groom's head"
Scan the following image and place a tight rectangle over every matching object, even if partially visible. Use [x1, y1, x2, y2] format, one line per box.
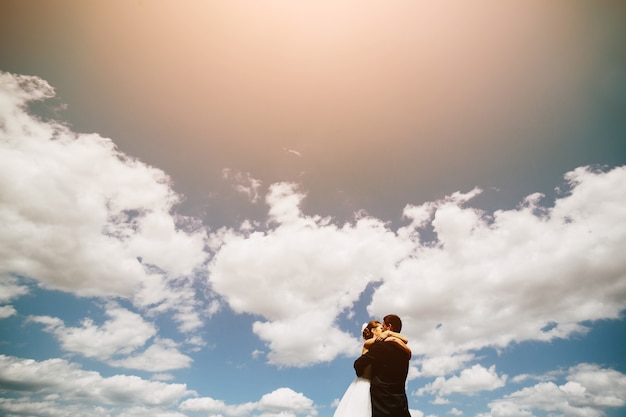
[383, 314, 402, 332]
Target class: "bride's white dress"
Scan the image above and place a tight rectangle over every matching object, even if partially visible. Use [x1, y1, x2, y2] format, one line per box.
[333, 367, 371, 417]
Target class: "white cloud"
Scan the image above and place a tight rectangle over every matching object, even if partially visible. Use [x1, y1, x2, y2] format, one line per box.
[180, 387, 316, 417]
[258, 387, 316, 415]
[253, 314, 359, 367]
[31, 307, 156, 359]
[209, 165, 626, 367]
[283, 147, 303, 158]
[0, 304, 16, 318]
[0, 71, 208, 332]
[0, 399, 112, 417]
[0, 354, 193, 416]
[369, 166, 626, 359]
[481, 364, 626, 417]
[180, 396, 256, 417]
[417, 354, 476, 377]
[185, 335, 207, 350]
[0, 275, 29, 302]
[416, 364, 507, 398]
[510, 374, 531, 384]
[180, 396, 228, 412]
[28, 305, 192, 371]
[29, 305, 156, 359]
[449, 407, 463, 415]
[567, 363, 626, 407]
[132, 273, 206, 333]
[152, 373, 176, 381]
[222, 168, 263, 203]
[209, 182, 413, 366]
[109, 338, 192, 372]
[265, 182, 306, 225]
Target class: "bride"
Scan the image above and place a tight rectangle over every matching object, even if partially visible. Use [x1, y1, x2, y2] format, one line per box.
[333, 320, 410, 417]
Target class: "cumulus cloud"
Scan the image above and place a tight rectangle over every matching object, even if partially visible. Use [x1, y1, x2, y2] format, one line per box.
[208, 165, 626, 367]
[417, 354, 476, 378]
[258, 388, 317, 417]
[0, 305, 16, 319]
[370, 166, 626, 358]
[180, 387, 317, 417]
[0, 275, 29, 302]
[415, 364, 507, 398]
[29, 305, 156, 358]
[28, 305, 191, 371]
[480, 364, 626, 417]
[109, 338, 193, 372]
[0, 273, 29, 319]
[209, 182, 413, 366]
[0, 71, 211, 334]
[132, 273, 205, 333]
[0, 354, 194, 416]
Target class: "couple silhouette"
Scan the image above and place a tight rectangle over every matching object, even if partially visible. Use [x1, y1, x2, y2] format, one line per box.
[334, 314, 412, 417]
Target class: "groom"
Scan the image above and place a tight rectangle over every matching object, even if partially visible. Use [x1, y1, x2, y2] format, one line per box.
[354, 314, 411, 417]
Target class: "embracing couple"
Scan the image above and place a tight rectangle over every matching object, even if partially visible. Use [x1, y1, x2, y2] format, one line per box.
[333, 314, 412, 417]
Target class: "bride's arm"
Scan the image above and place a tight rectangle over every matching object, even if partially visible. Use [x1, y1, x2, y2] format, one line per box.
[386, 336, 412, 358]
[377, 330, 408, 344]
[362, 337, 376, 354]
[363, 334, 411, 357]
[378, 331, 411, 358]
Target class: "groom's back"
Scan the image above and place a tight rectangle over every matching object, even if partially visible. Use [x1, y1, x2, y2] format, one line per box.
[369, 342, 409, 387]
[354, 341, 411, 417]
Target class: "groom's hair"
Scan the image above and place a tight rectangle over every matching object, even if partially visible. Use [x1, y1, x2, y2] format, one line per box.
[383, 314, 402, 332]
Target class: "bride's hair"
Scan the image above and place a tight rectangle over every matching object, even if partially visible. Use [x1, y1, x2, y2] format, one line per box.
[362, 320, 381, 340]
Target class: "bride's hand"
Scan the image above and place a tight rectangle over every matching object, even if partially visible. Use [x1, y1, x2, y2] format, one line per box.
[376, 330, 390, 342]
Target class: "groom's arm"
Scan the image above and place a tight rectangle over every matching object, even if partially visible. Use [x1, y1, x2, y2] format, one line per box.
[354, 342, 383, 376]
[386, 337, 412, 359]
[354, 354, 369, 377]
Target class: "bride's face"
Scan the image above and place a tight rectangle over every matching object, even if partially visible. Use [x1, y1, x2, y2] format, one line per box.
[371, 324, 384, 337]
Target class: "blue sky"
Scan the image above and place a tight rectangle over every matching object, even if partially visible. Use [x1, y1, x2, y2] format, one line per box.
[1, 1, 626, 417]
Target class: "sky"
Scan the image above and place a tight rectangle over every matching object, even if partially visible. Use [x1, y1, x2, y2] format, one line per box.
[1, 1, 626, 417]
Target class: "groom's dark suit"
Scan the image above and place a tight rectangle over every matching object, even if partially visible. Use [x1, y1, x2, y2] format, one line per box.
[354, 341, 411, 417]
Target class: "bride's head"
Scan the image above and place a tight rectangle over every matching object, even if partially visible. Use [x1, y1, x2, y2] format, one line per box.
[362, 320, 383, 340]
